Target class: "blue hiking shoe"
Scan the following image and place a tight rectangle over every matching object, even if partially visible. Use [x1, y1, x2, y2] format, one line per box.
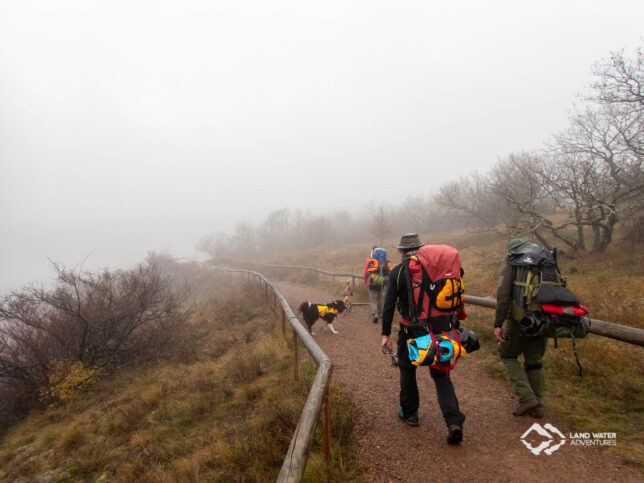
[398, 408, 419, 426]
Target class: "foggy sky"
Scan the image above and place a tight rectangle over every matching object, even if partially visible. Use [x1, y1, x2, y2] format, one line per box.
[1, 0, 643, 291]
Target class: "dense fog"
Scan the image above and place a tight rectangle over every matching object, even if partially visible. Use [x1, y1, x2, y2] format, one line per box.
[1, 1, 643, 291]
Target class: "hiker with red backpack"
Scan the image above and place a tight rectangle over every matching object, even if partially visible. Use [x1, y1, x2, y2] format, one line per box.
[364, 246, 391, 324]
[381, 233, 466, 445]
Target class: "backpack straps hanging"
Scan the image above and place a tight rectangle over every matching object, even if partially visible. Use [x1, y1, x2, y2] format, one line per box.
[570, 330, 583, 377]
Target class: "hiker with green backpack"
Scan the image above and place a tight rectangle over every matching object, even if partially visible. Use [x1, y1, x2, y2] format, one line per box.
[364, 246, 391, 324]
[494, 238, 590, 419]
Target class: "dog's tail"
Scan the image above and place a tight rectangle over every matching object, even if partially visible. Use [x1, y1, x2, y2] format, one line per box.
[298, 302, 310, 313]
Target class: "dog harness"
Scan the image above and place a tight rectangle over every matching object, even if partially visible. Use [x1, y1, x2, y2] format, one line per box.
[317, 305, 339, 318]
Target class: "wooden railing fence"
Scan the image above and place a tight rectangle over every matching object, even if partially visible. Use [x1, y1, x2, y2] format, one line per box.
[219, 269, 332, 483]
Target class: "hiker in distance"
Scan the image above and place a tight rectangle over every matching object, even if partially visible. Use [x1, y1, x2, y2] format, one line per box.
[494, 238, 546, 418]
[363, 245, 391, 325]
[381, 233, 465, 445]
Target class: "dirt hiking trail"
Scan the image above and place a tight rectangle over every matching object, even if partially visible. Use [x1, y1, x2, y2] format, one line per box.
[276, 280, 642, 483]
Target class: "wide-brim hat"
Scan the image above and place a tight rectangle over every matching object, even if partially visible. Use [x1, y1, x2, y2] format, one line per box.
[393, 233, 425, 250]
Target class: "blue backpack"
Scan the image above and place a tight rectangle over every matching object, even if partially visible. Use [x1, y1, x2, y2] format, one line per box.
[372, 248, 387, 264]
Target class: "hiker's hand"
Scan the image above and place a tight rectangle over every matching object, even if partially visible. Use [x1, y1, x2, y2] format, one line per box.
[381, 335, 393, 353]
[494, 327, 505, 344]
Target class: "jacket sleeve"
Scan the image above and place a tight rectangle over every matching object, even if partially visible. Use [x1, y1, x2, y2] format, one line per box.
[384, 261, 392, 275]
[494, 262, 514, 328]
[382, 265, 401, 336]
[363, 259, 370, 286]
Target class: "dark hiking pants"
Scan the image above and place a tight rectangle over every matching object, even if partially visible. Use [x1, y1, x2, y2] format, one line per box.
[397, 328, 466, 428]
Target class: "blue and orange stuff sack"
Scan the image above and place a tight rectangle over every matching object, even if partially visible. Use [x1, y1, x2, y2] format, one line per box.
[407, 328, 480, 371]
[366, 247, 391, 286]
[398, 244, 467, 337]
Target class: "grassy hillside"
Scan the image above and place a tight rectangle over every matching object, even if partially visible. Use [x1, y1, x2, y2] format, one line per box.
[0, 278, 365, 482]
[248, 229, 644, 468]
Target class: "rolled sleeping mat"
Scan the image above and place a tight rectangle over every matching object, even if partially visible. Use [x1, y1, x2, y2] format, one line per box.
[407, 333, 467, 367]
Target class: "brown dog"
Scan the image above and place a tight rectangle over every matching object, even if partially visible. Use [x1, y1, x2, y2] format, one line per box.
[342, 282, 353, 313]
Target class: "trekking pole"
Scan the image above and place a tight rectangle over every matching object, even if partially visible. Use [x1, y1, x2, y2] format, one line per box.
[382, 346, 399, 367]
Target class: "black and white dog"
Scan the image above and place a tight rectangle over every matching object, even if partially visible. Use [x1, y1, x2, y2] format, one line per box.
[298, 300, 347, 334]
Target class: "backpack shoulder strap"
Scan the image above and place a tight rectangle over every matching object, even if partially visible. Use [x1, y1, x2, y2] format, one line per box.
[398, 258, 418, 323]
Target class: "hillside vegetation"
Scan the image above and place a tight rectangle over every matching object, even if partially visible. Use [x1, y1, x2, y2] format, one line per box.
[0, 277, 364, 482]
[246, 229, 644, 467]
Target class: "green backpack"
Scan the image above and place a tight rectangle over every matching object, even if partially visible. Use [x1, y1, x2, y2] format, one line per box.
[508, 242, 590, 375]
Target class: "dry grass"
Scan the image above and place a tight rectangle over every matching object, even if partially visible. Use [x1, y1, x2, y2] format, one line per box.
[0, 278, 365, 482]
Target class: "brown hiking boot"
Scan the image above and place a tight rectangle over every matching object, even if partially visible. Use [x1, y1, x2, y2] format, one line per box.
[529, 405, 545, 418]
[513, 399, 539, 416]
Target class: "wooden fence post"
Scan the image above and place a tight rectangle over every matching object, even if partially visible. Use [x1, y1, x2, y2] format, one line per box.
[292, 327, 299, 381]
[281, 309, 286, 337]
[323, 386, 330, 459]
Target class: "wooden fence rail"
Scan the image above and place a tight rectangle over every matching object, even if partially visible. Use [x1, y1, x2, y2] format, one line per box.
[218, 257, 363, 287]
[218, 269, 332, 483]
[217, 260, 644, 348]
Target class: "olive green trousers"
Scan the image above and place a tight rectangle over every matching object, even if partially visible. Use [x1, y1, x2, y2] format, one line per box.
[498, 319, 547, 405]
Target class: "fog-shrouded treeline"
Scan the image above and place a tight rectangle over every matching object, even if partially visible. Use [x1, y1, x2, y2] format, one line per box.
[199, 44, 643, 259]
[196, 201, 463, 259]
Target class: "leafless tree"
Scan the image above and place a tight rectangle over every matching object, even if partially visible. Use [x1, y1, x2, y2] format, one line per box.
[550, 103, 643, 251]
[436, 45, 643, 253]
[435, 171, 515, 236]
[231, 222, 257, 254]
[257, 208, 291, 251]
[489, 152, 582, 250]
[369, 206, 392, 246]
[197, 231, 232, 259]
[298, 213, 333, 248]
[587, 44, 643, 111]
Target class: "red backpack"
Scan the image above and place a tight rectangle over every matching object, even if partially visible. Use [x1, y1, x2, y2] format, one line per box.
[399, 244, 466, 336]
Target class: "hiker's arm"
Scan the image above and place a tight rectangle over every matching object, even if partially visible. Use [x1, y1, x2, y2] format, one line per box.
[363, 260, 370, 285]
[494, 263, 513, 335]
[381, 265, 399, 337]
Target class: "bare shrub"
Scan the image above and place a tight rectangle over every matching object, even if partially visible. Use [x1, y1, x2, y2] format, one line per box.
[0, 259, 191, 431]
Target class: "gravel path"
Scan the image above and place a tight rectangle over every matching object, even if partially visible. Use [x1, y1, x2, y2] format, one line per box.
[276, 280, 642, 483]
